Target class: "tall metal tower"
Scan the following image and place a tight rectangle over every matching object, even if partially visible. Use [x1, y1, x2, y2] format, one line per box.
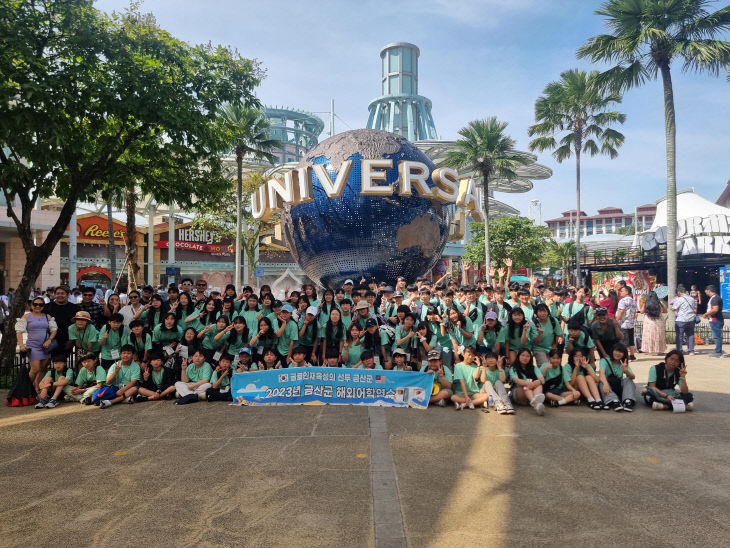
[366, 42, 437, 141]
[528, 199, 542, 227]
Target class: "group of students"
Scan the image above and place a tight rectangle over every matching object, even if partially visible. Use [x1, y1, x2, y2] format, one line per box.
[21, 274, 695, 413]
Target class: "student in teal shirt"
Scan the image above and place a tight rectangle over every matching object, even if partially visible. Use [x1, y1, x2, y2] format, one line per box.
[477, 312, 501, 352]
[97, 313, 126, 369]
[99, 344, 141, 408]
[276, 304, 300, 364]
[199, 316, 230, 362]
[446, 308, 476, 349]
[541, 349, 580, 407]
[342, 323, 365, 367]
[35, 354, 75, 409]
[152, 313, 183, 351]
[509, 348, 546, 415]
[495, 308, 530, 363]
[175, 349, 213, 404]
[68, 312, 98, 354]
[239, 295, 262, 335]
[66, 353, 106, 404]
[420, 349, 453, 407]
[206, 353, 234, 402]
[122, 319, 152, 366]
[450, 347, 488, 409]
[531, 304, 562, 366]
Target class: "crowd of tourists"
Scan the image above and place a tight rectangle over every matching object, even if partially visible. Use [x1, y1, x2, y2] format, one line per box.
[9, 267, 716, 414]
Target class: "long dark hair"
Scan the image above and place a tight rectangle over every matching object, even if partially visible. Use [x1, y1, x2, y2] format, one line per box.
[175, 291, 196, 320]
[607, 289, 619, 309]
[644, 291, 662, 319]
[227, 316, 249, 348]
[255, 316, 276, 346]
[507, 308, 526, 340]
[200, 297, 221, 326]
[325, 309, 344, 343]
[159, 312, 178, 333]
[145, 295, 166, 331]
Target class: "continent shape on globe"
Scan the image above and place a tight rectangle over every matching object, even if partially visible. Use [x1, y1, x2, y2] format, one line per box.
[281, 129, 452, 289]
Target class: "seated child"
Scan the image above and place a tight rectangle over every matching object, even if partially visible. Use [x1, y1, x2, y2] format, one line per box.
[478, 352, 515, 415]
[235, 347, 253, 372]
[66, 353, 106, 405]
[541, 349, 580, 408]
[420, 349, 452, 407]
[136, 352, 176, 401]
[357, 350, 383, 370]
[644, 349, 694, 411]
[98, 344, 141, 408]
[174, 349, 212, 405]
[290, 346, 313, 368]
[568, 347, 603, 410]
[598, 343, 637, 412]
[509, 348, 546, 416]
[35, 354, 74, 409]
[206, 353, 234, 402]
[451, 346, 489, 410]
[322, 348, 340, 367]
[391, 348, 413, 371]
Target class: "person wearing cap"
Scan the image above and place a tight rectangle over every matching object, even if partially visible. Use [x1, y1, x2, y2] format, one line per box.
[343, 279, 355, 297]
[342, 323, 364, 367]
[353, 300, 373, 330]
[478, 311, 501, 354]
[68, 310, 99, 355]
[235, 347, 254, 372]
[320, 306, 345, 365]
[670, 284, 698, 355]
[391, 348, 412, 371]
[66, 353, 106, 404]
[589, 307, 624, 360]
[362, 317, 387, 368]
[378, 285, 395, 317]
[136, 351, 176, 401]
[274, 303, 299, 365]
[421, 349, 453, 406]
[298, 305, 319, 360]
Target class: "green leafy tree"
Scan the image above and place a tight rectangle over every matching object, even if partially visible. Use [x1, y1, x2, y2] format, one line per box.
[192, 172, 272, 283]
[0, 0, 260, 366]
[464, 216, 551, 271]
[528, 69, 626, 286]
[614, 224, 637, 235]
[219, 104, 281, 287]
[578, 0, 730, 300]
[546, 240, 577, 285]
[445, 118, 533, 282]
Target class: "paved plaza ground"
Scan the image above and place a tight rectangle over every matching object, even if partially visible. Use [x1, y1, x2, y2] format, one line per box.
[1, 352, 729, 547]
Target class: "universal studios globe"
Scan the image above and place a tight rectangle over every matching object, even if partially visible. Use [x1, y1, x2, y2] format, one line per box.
[281, 129, 452, 289]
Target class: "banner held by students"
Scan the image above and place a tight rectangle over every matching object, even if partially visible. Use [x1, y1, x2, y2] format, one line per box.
[231, 367, 434, 408]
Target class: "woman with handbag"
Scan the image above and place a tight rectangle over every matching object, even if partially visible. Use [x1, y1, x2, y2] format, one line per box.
[15, 297, 58, 393]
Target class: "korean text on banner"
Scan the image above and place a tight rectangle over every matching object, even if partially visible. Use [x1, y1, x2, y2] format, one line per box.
[231, 367, 434, 408]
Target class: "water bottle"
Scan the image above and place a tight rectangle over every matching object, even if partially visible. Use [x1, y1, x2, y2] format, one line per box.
[488, 394, 494, 408]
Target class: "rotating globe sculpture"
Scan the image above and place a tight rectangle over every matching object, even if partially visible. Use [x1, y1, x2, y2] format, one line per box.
[281, 129, 452, 289]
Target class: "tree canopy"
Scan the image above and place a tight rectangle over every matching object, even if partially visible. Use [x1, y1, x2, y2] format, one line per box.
[464, 216, 551, 270]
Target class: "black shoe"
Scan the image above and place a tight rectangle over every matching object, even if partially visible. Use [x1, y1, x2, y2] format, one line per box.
[629, 355, 637, 361]
[134, 394, 148, 403]
[175, 394, 197, 406]
[549, 400, 559, 408]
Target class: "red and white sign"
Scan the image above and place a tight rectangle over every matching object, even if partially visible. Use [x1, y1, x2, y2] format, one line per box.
[154, 240, 233, 254]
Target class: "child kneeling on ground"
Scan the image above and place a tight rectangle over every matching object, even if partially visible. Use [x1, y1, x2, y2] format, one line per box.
[136, 352, 176, 401]
[35, 354, 74, 409]
[67, 353, 106, 405]
[421, 349, 452, 407]
[206, 353, 234, 402]
[541, 349, 581, 408]
[644, 350, 694, 411]
[175, 349, 212, 405]
[478, 352, 515, 415]
[98, 344, 141, 408]
[451, 347, 489, 410]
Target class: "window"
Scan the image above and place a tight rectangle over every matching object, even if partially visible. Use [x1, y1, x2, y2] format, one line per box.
[389, 49, 400, 72]
[403, 49, 412, 72]
[402, 76, 411, 94]
[389, 75, 398, 94]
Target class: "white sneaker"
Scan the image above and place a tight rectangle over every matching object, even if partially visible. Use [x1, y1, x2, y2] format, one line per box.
[686, 402, 694, 411]
[99, 400, 112, 409]
[468, 402, 475, 410]
[652, 401, 665, 410]
[454, 402, 463, 411]
[534, 402, 545, 416]
[436, 399, 446, 407]
[530, 393, 545, 407]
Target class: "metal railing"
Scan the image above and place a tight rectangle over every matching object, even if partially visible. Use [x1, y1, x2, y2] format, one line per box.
[1, 351, 77, 390]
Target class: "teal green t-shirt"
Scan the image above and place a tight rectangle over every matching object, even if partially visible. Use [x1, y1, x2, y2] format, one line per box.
[453, 362, 482, 394]
[530, 317, 559, 352]
[297, 316, 317, 347]
[98, 325, 125, 361]
[201, 325, 229, 351]
[43, 367, 74, 384]
[108, 361, 141, 386]
[600, 357, 632, 379]
[185, 361, 212, 383]
[497, 324, 530, 353]
[342, 342, 364, 367]
[74, 365, 106, 387]
[152, 325, 183, 345]
[68, 324, 99, 351]
[122, 332, 152, 358]
[540, 363, 572, 388]
[210, 369, 231, 388]
[276, 320, 299, 356]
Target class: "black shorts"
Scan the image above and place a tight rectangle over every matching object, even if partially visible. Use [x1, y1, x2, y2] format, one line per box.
[621, 328, 635, 347]
[547, 387, 566, 397]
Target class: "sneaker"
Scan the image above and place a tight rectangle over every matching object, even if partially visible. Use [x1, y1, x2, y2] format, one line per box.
[613, 403, 624, 412]
[124, 396, 135, 404]
[468, 401, 475, 410]
[590, 401, 602, 411]
[80, 396, 92, 405]
[435, 399, 446, 407]
[454, 402, 463, 411]
[621, 404, 633, 412]
[530, 393, 545, 407]
[534, 402, 545, 416]
[45, 399, 57, 409]
[549, 400, 559, 408]
[35, 399, 47, 409]
[652, 401, 666, 410]
[708, 353, 724, 358]
[99, 400, 112, 409]
[629, 355, 637, 361]
[601, 401, 612, 410]
[134, 394, 148, 403]
[622, 399, 635, 411]
[686, 402, 694, 411]
[505, 407, 516, 415]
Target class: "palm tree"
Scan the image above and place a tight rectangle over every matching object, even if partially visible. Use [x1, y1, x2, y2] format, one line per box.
[219, 103, 281, 288]
[445, 117, 532, 283]
[578, 0, 730, 300]
[548, 240, 577, 285]
[528, 69, 626, 286]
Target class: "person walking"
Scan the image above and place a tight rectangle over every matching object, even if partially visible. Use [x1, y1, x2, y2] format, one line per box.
[615, 286, 638, 360]
[670, 285, 698, 355]
[640, 291, 667, 355]
[703, 285, 724, 357]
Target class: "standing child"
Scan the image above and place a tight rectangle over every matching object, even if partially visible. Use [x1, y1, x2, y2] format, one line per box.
[451, 347, 489, 410]
[122, 319, 151, 367]
[99, 344, 141, 408]
[136, 352, 176, 401]
[35, 354, 74, 409]
[541, 349, 580, 408]
[175, 349, 213, 405]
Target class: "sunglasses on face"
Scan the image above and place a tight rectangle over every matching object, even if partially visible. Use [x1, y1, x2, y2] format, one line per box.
[32, 302, 44, 307]
[197, 283, 207, 287]
[129, 295, 139, 299]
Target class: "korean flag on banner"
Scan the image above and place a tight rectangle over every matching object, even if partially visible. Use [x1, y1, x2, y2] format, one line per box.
[279, 373, 288, 382]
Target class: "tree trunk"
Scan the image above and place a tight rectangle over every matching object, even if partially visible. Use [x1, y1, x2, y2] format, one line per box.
[481, 171, 491, 284]
[106, 201, 117, 288]
[660, 64, 677, 302]
[574, 146, 582, 287]
[235, 152, 243, 290]
[125, 188, 140, 291]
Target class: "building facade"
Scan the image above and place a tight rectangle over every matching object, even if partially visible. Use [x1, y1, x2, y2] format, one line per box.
[545, 205, 656, 240]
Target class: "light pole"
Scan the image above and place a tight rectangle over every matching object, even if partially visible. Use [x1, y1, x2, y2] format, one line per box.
[234, 156, 243, 290]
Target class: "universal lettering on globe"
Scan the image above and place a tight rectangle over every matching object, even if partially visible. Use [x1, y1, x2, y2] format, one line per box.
[250, 129, 481, 289]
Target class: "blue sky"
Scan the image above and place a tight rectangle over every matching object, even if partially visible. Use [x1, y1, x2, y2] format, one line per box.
[95, 0, 730, 222]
